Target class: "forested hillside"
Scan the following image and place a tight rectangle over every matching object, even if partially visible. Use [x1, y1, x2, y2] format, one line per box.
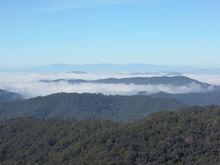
[0, 106, 219, 165]
[149, 90, 220, 106]
[0, 93, 185, 122]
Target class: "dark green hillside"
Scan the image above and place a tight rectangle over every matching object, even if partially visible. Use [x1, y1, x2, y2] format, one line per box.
[0, 93, 185, 122]
[0, 106, 219, 165]
[149, 90, 220, 106]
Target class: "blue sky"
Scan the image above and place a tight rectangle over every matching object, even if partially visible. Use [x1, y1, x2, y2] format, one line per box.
[0, 0, 220, 69]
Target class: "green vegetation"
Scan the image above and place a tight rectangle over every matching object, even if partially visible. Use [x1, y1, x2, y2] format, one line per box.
[0, 93, 185, 122]
[149, 90, 220, 106]
[0, 106, 219, 165]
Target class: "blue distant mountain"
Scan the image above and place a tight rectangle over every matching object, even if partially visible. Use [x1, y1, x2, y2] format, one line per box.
[0, 89, 23, 103]
[12, 63, 220, 73]
[41, 76, 210, 87]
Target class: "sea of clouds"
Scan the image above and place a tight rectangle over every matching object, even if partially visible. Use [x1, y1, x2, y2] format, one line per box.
[0, 72, 218, 98]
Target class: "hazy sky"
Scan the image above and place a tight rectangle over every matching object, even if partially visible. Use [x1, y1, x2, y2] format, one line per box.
[0, 0, 220, 68]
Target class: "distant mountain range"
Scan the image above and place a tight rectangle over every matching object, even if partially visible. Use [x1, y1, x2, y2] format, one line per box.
[66, 71, 88, 74]
[0, 89, 23, 103]
[0, 93, 185, 122]
[4, 63, 220, 74]
[41, 76, 210, 87]
[1, 75, 220, 123]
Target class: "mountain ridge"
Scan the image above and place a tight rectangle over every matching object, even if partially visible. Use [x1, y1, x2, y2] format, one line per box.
[4, 63, 220, 74]
[148, 90, 220, 106]
[40, 76, 211, 86]
[0, 92, 186, 122]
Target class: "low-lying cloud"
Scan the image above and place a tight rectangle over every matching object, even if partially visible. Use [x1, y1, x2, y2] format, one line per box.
[184, 73, 220, 86]
[0, 72, 217, 98]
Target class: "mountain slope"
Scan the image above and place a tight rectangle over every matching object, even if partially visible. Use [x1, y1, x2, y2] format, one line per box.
[0, 106, 219, 165]
[0, 89, 23, 103]
[149, 90, 220, 106]
[0, 93, 186, 122]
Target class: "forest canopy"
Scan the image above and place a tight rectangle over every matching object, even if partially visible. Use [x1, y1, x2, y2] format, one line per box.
[0, 106, 219, 165]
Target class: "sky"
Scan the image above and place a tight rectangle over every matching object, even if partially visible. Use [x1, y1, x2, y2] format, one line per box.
[0, 0, 220, 69]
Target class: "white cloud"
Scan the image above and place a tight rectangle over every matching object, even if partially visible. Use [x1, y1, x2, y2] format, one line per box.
[0, 72, 216, 98]
[184, 74, 220, 86]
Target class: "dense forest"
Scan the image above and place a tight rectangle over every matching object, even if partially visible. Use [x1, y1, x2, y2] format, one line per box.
[0, 106, 219, 165]
[0, 93, 185, 122]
